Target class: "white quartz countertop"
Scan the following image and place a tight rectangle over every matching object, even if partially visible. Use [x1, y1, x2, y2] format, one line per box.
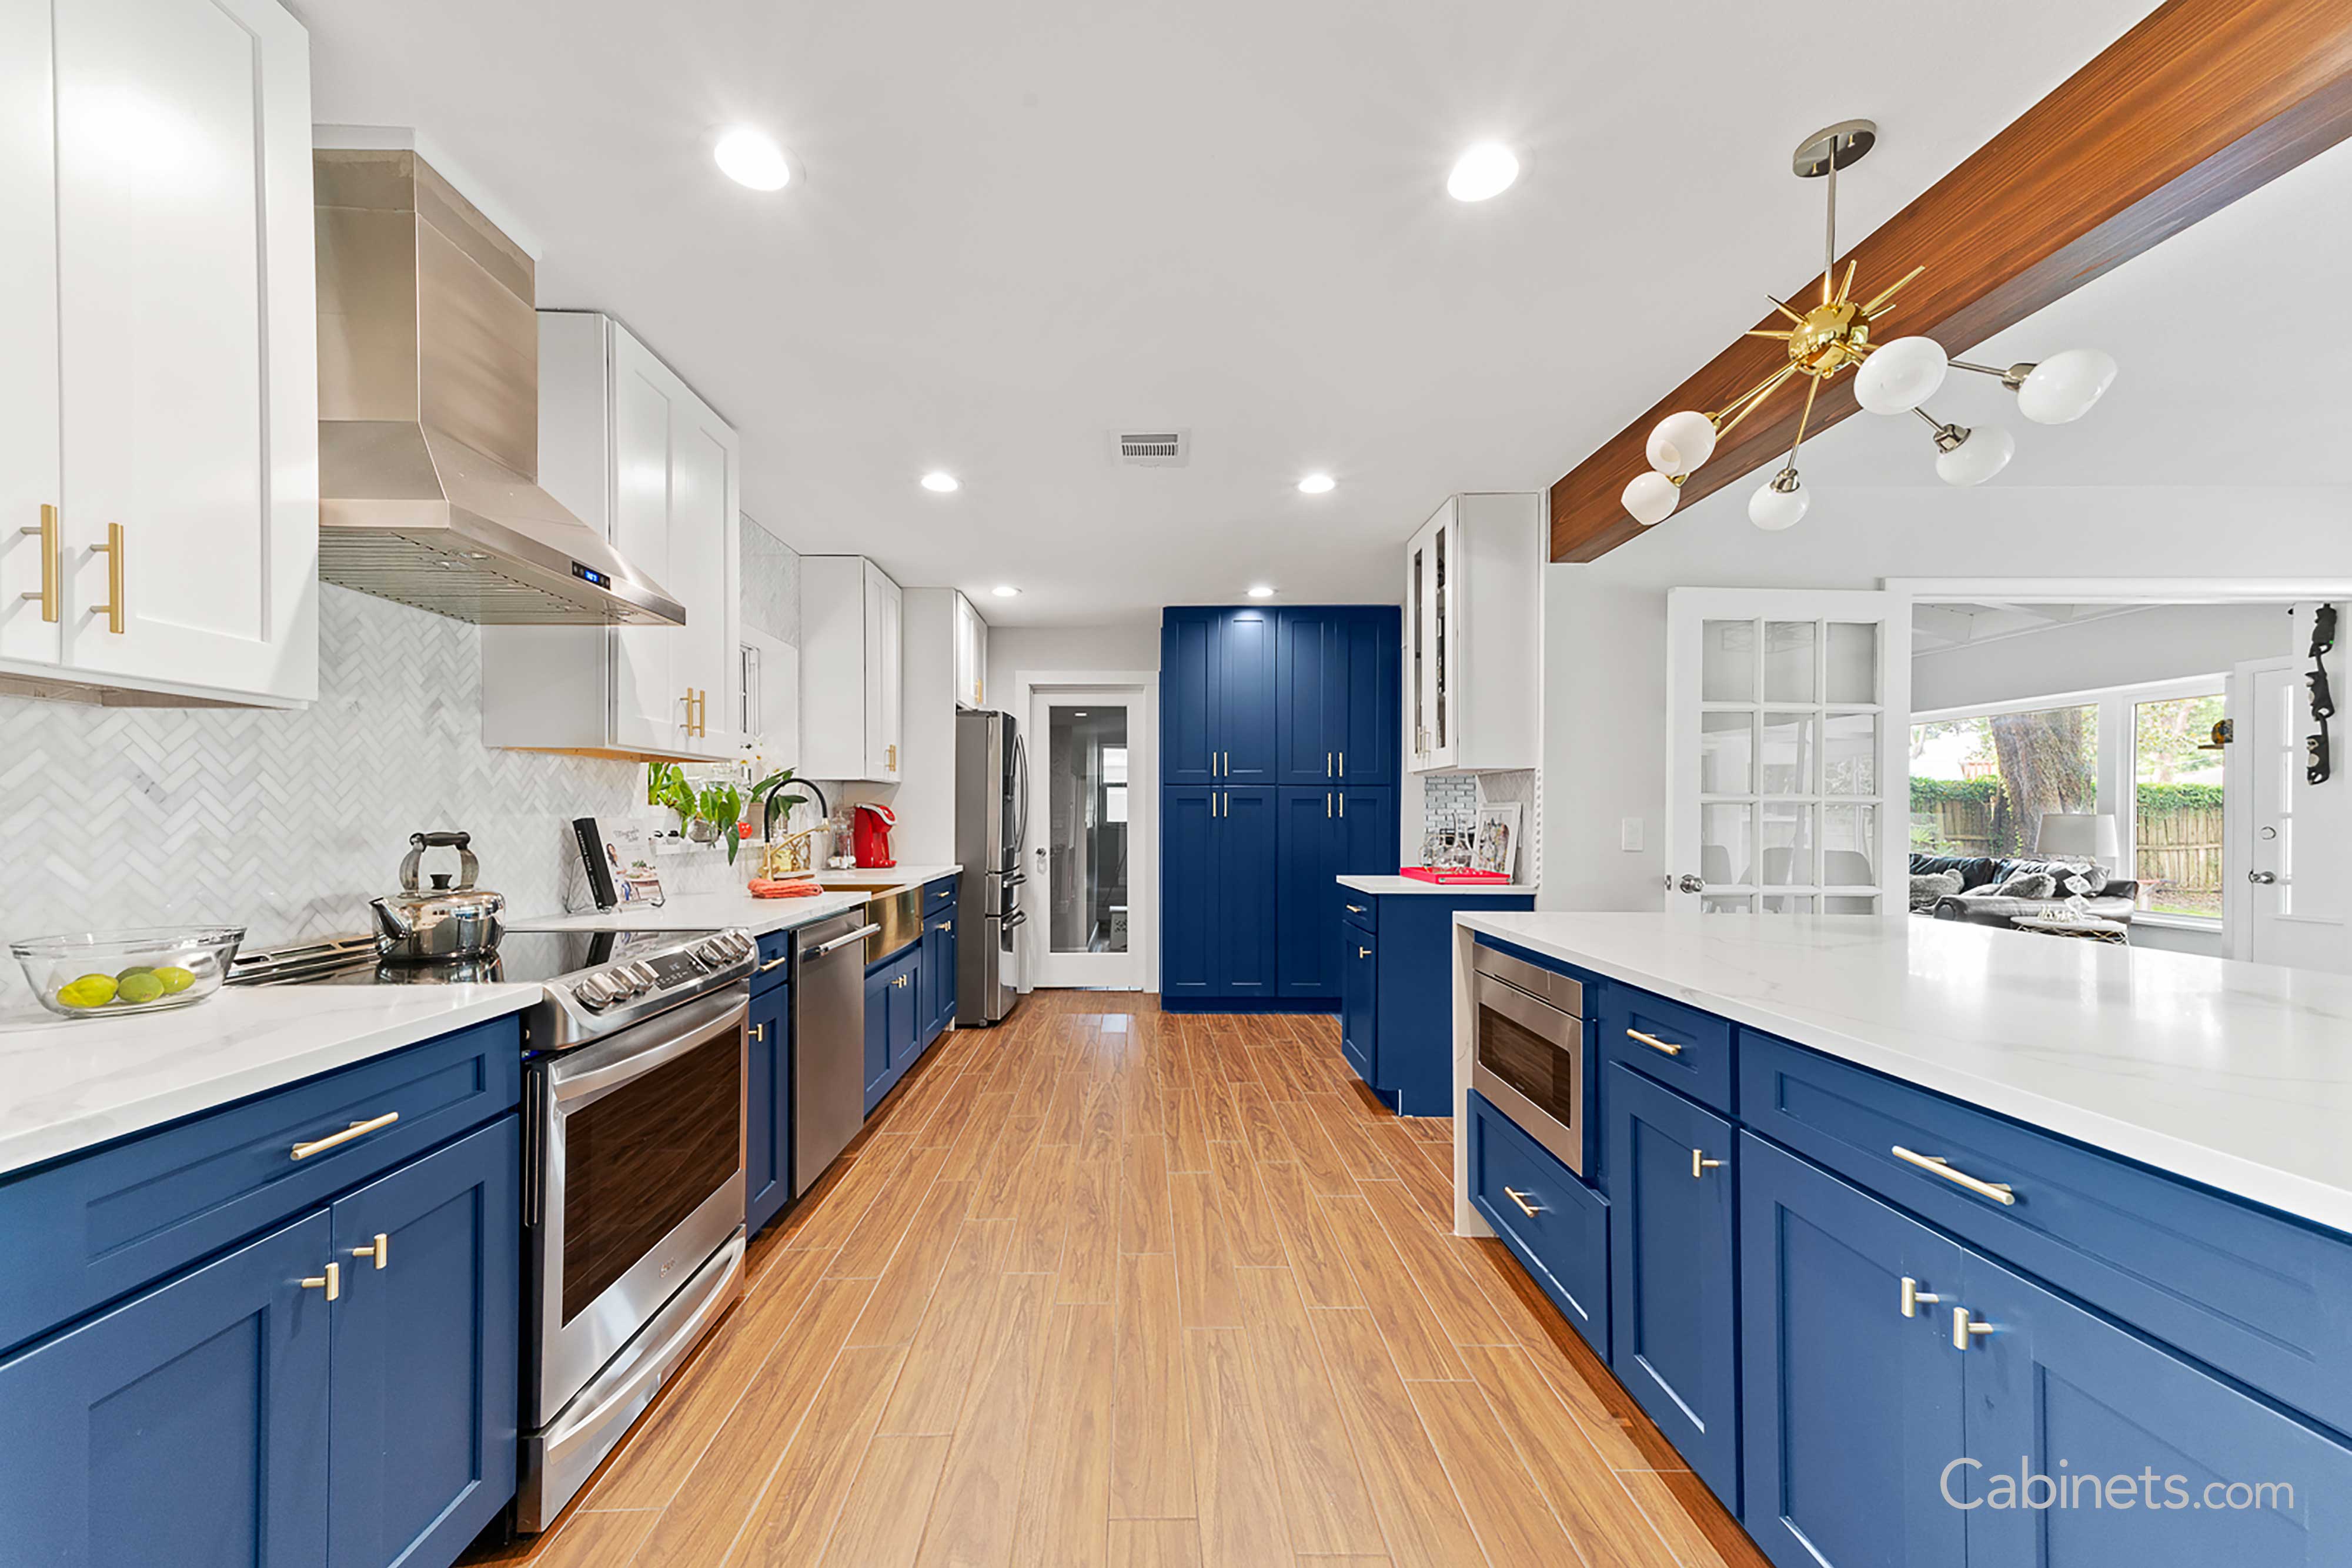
[0, 983, 539, 1177]
[1455, 912, 2352, 1235]
[506, 865, 963, 939]
[1339, 875, 1538, 897]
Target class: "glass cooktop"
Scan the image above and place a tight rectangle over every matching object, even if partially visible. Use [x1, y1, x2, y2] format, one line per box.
[229, 929, 728, 988]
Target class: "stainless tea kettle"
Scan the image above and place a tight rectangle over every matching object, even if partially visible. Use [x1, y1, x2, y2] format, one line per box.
[370, 831, 507, 961]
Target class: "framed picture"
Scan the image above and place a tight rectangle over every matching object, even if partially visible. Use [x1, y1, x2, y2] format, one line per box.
[1474, 803, 1522, 881]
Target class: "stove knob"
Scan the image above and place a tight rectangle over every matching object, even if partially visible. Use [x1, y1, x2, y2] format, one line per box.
[696, 939, 729, 967]
[604, 970, 641, 999]
[576, 976, 612, 1010]
[630, 961, 661, 989]
[728, 932, 753, 958]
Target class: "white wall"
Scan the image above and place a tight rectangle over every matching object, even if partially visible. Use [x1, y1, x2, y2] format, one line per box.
[987, 622, 1161, 704]
[1539, 484, 2352, 913]
[1912, 601, 2293, 713]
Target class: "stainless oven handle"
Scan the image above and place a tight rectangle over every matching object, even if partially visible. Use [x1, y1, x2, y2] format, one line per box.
[1476, 972, 1577, 1049]
[808, 923, 882, 958]
[541, 1233, 744, 1457]
[549, 988, 749, 1105]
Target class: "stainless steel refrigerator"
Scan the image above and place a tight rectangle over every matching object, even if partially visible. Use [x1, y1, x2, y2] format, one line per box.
[955, 708, 1027, 1025]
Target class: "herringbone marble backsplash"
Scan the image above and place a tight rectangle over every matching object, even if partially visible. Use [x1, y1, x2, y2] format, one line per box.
[0, 585, 741, 996]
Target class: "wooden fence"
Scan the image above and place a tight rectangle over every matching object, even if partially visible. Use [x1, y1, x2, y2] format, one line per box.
[1917, 798, 2223, 894]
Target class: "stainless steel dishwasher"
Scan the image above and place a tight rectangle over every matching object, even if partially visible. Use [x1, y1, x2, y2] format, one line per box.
[793, 911, 880, 1194]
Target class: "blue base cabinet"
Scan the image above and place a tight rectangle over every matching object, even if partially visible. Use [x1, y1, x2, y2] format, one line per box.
[919, 894, 960, 1047]
[0, 1023, 523, 1568]
[1341, 890, 1534, 1112]
[864, 944, 924, 1114]
[746, 977, 791, 1238]
[1277, 785, 1395, 999]
[1607, 1064, 1740, 1509]
[1474, 933, 2352, 1568]
[0, 1211, 335, 1567]
[1740, 1134, 1966, 1568]
[327, 1116, 521, 1568]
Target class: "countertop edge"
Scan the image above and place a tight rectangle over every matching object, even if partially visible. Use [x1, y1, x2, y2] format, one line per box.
[1452, 915, 2352, 1238]
[1338, 875, 1540, 896]
[0, 986, 540, 1179]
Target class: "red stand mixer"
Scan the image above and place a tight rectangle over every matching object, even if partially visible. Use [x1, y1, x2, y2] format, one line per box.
[851, 802, 898, 868]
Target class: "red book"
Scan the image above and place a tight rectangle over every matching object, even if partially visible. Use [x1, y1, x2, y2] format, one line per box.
[1399, 867, 1512, 885]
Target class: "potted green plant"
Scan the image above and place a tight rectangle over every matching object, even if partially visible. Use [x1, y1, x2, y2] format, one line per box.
[647, 764, 750, 864]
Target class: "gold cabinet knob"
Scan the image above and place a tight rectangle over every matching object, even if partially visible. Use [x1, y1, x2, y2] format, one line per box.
[1952, 1307, 1996, 1351]
[1899, 1276, 1941, 1318]
[300, 1262, 341, 1301]
[350, 1233, 389, 1271]
[1691, 1149, 1726, 1179]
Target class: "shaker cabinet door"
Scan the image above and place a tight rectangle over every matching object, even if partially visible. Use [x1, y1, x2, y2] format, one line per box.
[327, 1118, 519, 1568]
[1739, 1135, 1966, 1568]
[1213, 786, 1279, 996]
[746, 981, 791, 1236]
[1160, 787, 1218, 998]
[0, 1213, 333, 1568]
[1161, 612, 1220, 785]
[1216, 609, 1279, 783]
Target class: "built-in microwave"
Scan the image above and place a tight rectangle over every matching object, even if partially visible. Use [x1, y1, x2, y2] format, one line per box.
[1470, 943, 1587, 1175]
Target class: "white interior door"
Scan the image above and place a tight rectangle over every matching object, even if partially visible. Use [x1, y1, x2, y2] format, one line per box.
[1666, 588, 1911, 915]
[2229, 654, 2347, 971]
[1027, 687, 1145, 988]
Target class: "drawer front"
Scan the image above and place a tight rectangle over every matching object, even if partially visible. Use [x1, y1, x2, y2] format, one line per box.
[0, 1015, 522, 1355]
[926, 875, 960, 910]
[1742, 1032, 2352, 1437]
[1470, 1091, 1609, 1356]
[754, 930, 793, 988]
[1604, 985, 1734, 1112]
[1340, 894, 1377, 933]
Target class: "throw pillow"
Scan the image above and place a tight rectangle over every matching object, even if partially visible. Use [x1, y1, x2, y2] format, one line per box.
[1907, 870, 1963, 912]
[1993, 871, 2057, 901]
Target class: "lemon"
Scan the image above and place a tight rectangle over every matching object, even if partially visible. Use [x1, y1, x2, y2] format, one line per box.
[56, 974, 118, 1009]
[155, 966, 197, 995]
[116, 971, 166, 1005]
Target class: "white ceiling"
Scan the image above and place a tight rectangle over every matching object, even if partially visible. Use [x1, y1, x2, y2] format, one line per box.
[289, 0, 2153, 626]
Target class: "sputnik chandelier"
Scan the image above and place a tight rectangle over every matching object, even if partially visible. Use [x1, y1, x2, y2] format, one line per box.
[1622, 119, 2117, 533]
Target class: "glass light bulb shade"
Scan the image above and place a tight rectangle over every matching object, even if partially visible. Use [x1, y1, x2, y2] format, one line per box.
[1622, 470, 1680, 526]
[713, 128, 792, 190]
[1748, 477, 1809, 531]
[2016, 348, 2117, 424]
[1853, 336, 1948, 414]
[1645, 411, 1717, 478]
[1933, 423, 2015, 486]
[1446, 143, 1519, 202]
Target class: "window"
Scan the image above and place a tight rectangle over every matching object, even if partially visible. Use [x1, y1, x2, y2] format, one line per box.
[1909, 704, 2097, 858]
[2130, 691, 2224, 921]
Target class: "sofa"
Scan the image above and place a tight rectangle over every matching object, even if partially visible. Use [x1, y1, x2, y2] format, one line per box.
[1909, 853, 2140, 929]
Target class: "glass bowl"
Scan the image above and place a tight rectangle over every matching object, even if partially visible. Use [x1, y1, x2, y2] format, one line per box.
[11, 927, 246, 1019]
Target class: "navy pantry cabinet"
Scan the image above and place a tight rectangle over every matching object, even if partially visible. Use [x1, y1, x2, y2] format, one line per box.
[0, 1017, 523, 1568]
[1162, 604, 1400, 1009]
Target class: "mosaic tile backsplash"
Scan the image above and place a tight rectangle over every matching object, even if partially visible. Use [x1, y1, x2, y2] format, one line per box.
[0, 585, 748, 998]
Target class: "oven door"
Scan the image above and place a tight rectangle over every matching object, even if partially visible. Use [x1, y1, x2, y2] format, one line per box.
[528, 986, 747, 1426]
[1471, 972, 1586, 1176]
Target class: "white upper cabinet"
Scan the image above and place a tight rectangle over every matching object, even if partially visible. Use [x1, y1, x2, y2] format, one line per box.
[0, 0, 316, 704]
[482, 312, 741, 760]
[1404, 493, 1542, 774]
[952, 590, 988, 710]
[801, 556, 904, 783]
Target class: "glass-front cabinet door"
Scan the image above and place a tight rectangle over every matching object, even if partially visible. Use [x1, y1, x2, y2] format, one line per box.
[1666, 589, 1910, 915]
[1405, 497, 1456, 771]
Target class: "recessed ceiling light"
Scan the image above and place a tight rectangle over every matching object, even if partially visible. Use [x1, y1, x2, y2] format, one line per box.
[1246, 585, 1276, 599]
[920, 471, 959, 493]
[1447, 142, 1519, 202]
[1297, 473, 1335, 494]
[992, 584, 1021, 598]
[713, 128, 791, 190]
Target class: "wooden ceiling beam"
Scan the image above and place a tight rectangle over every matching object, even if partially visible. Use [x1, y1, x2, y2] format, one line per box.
[1548, 0, 2352, 563]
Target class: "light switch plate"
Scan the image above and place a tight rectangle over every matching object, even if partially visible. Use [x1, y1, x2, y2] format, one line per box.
[1620, 817, 1644, 852]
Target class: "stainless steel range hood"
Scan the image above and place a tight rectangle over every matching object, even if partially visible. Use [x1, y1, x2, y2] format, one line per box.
[315, 149, 684, 626]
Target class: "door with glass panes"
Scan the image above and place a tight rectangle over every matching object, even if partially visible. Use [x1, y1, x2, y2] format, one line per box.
[1028, 689, 1145, 987]
[1665, 589, 1910, 914]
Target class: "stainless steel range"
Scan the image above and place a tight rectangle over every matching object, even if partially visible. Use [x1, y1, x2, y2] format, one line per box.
[232, 925, 757, 1530]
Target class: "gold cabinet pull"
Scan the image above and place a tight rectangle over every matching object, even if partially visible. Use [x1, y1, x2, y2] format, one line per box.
[1344, 904, 1366, 914]
[1691, 1148, 1725, 1179]
[1952, 1306, 1996, 1351]
[290, 1110, 400, 1161]
[300, 1261, 341, 1301]
[1890, 1146, 2015, 1205]
[1338, 751, 1345, 778]
[89, 521, 123, 634]
[1626, 1028, 1683, 1057]
[1357, 946, 1371, 959]
[351, 1233, 389, 1271]
[1338, 792, 1345, 818]
[1326, 751, 1333, 777]
[1899, 1276, 1941, 1318]
[1326, 792, 1332, 818]
[750, 1021, 766, 1043]
[18, 503, 59, 623]
[757, 953, 790, 973]
[1502, 1185, 1542, 1217]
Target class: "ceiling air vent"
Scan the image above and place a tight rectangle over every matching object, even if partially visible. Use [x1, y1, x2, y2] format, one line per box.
[1113, 429, 1190, 467]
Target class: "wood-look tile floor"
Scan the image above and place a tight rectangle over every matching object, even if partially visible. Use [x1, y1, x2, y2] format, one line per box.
[465, 993, 1767, 1568]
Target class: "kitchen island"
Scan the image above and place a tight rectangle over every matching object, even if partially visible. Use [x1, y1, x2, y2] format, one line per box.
[1447, 912, 2352, 1566]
